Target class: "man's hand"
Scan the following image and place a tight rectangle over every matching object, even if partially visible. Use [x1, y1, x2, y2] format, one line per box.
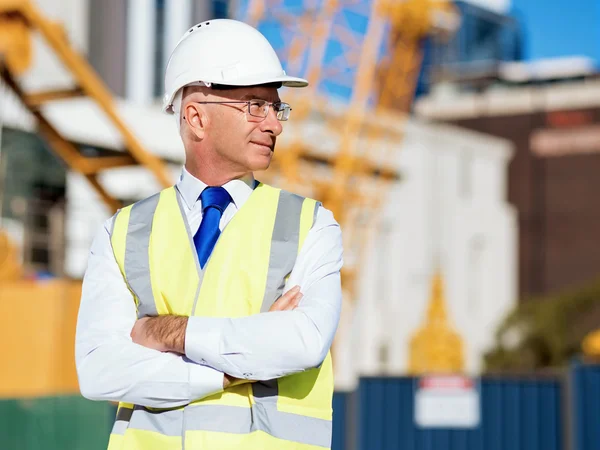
[269, 285, 303, 312]
[131, 316, 188, 354]
[223, 286, 303, 389]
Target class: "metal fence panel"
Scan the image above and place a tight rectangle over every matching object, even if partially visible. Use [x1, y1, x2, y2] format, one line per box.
[333, 392, 350, 450]
[0, 396, 113, 450]
[353, 376, 563, 450]
[572, 362, 600, 450]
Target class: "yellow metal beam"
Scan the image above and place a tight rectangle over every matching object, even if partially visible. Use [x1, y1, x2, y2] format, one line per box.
[79, 155, 137, 175]
[0, 67, 127, 211]
[25, 87, 85, 108]
[0, 6, 32, 75]
[85, 174, 123, 212]
[16, 1, 172, 188]
[377, 0, 459, 112]
[1, 66, 87, 166]
[0, 0, 177, 214]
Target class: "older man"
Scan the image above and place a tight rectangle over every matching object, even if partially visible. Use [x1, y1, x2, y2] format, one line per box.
[75, 19, 343, 450]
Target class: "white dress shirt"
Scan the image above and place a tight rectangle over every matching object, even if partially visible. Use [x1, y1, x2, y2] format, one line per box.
[75, 167, 343, 408]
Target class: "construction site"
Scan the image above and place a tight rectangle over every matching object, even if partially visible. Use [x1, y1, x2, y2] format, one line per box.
[0, 0, 599, 449]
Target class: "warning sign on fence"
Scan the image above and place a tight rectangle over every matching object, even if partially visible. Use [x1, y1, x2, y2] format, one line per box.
[414, 375, 480, 429]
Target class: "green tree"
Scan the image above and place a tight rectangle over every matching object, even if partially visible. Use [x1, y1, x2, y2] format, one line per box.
[484, 278, 600, 372]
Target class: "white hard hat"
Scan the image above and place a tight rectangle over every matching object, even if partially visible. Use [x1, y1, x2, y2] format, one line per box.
[163, 19, 308, 114]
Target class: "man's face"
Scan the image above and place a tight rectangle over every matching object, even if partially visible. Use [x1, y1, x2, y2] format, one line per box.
[201, 85, 284, 173]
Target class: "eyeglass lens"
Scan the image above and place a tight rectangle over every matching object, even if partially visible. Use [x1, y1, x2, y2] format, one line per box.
[247, 100, 291, 121]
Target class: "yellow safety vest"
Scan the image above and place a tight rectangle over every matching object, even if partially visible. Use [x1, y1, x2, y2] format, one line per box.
[107, 183, 334, 450]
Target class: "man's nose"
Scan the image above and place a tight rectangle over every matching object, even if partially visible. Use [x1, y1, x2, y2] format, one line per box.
[260, 107, 283, 136]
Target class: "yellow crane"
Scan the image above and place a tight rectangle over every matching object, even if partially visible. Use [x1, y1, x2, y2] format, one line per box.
[0, 0, 172, 213]
[244, 0, 458, 218]
[241, 0, 459, 352]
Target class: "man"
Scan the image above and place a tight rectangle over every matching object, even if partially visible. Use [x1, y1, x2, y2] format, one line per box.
[75, 19, 343, 450]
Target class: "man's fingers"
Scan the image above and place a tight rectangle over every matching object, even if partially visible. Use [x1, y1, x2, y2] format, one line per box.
[285, 286, 301, 298]
[282, 292, 303, 311]
[269, 294, 289, 312]
[291, 293, 303, 309]
[269, 286, 302, 312]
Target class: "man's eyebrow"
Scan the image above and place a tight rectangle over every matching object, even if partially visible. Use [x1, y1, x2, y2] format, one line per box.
[240, 93, 281, 102]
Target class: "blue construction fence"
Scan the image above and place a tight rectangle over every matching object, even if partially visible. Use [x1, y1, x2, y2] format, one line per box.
[332, 360, 600, 450]
[572, 362, 600, 450]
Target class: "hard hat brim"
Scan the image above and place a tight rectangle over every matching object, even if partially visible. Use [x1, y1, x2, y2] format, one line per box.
[206, 74, 309, 89]
[276, 76, 309, 88]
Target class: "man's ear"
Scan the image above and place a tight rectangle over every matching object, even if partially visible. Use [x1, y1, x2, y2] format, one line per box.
[183, 102, 207, 141]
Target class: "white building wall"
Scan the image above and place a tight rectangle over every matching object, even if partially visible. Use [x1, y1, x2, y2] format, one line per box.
[335, 121, 517, 389]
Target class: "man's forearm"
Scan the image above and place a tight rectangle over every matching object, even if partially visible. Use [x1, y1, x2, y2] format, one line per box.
[130, 315, 250, 389]
[139, 307, 334, 380]
[76, 339, 223, 408]
[184, 310, 330, 380]
[136, 315, 188, 354]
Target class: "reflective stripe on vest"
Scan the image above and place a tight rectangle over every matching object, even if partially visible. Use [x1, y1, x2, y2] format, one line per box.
[110, 403, 331, 448]
[109, 183, 334, 450]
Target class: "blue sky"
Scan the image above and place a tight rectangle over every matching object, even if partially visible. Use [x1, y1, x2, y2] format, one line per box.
[511, 0, 599, 65]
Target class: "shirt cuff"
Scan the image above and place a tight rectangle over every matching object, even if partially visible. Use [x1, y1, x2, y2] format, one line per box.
[188, 361, 224, 400]
[185, 316, 225, 367]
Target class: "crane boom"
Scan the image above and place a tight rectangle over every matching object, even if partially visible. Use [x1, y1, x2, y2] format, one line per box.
[0, 0, 173, 213]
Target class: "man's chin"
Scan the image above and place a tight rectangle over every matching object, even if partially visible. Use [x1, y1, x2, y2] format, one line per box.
[248, 153, 273, 172]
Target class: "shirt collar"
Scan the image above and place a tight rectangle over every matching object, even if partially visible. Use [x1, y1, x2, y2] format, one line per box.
[176, 166, 255, 210]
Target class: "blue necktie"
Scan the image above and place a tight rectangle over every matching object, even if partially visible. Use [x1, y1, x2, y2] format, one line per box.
[194, 186, 232, 268]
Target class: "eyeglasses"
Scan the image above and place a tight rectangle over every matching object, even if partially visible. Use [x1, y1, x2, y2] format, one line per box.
[194, 99, 292, 122]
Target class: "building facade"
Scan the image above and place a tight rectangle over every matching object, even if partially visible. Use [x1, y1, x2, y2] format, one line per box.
[417, 76, 600, 298]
